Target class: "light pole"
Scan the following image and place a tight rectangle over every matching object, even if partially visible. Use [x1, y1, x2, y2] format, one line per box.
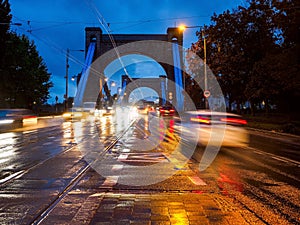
[65, 48, 84, 111]
[179, 25, 209, 109]
[0, 22, 22, 26]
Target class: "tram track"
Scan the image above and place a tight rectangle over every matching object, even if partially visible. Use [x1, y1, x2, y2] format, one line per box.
[0, 128, 83, 185]
[2, 115, 298, 224]
[0, 125, 72, 185]
[0, 118, 117, 186]
[29, 118, 136, 225]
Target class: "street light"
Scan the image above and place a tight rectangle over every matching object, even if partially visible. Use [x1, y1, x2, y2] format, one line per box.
[0, 22, 22, 26]
[179, 25, 209, 109]
[65, 48, 84, 111]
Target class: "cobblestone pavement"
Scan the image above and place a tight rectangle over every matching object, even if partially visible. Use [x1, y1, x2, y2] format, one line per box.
[37, 117, 263, 225]
[41, 190, 261, 225]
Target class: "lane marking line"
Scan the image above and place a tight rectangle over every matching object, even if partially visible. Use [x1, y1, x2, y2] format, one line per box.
[245, 146, 300, 166]
[0, 170, 25, 184]
[102, 176, 118, 187]
[112, 165, 123, 171]
[118, 152, 168, 163]
[42, 142, 53, 146]
[271, 156, 289, 164]
[188, 176, 207, 186]
[121, 148, 130, 153]
[118, 154, 128, 160]
[118, 159, 168, 163]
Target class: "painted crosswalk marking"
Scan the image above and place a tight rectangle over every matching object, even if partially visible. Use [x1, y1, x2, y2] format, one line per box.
[112, 165, 123, 171]
[188, 176, 207, 185]
[102, 176, 119, 187]
[42, 142, 53, 146]
[118, 154, 128, 160]
[117, 152, 168, 163]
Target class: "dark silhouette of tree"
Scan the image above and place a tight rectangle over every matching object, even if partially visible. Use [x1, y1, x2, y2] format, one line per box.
[187, 0, 299, 114]
[0, 1, 53, 109]
[1, 32, 53, 108]
[0, 0, 12, 70]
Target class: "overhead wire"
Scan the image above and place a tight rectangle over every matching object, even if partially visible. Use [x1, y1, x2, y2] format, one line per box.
[12, 22, 88, 89]
[85, 0, 129, 78]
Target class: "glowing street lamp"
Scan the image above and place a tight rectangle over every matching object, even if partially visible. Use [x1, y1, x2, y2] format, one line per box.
[179, 24, 209, 109]
[110, 81, 116, 87]
[178, 25, 186, 31]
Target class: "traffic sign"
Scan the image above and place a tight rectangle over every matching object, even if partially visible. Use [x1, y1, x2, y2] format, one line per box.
[204, 90, 210, 98]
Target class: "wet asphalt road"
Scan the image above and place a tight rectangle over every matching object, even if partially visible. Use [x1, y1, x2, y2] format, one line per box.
[0, 113, 299, 224]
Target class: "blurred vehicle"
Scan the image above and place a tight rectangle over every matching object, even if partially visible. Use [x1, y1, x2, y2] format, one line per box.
[105, 106, 115, 115]
[137, 105, 148, 115]
[0, 109, 37, 131]
[181, 110, 249, 147]
[94, 106, 115, 117]
[157, 105, 175, 117]
[94, 108, 105, 116]
[83, 102, 96, 114]
[62, 109, 83, 121]
[147, 105, 156, 115]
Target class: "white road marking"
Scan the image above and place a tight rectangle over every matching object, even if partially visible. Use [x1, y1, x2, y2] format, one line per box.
[253, 150, 263, 155]
[271, 156, 290, 164]
[112, 165, 123, 171]
[118, 152, 168, 163]
[0, 170, 25, 184]
[245, 146, 300, 166]
[121, 148, 130, 153]
[118, 154, 128, 160]
[42, 142, 53, 146]
[102, 176, 118, 187]
[188, 176, 207, 186]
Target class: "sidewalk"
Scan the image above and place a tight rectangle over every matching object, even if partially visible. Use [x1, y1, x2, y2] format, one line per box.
[41, 191, 260, 225]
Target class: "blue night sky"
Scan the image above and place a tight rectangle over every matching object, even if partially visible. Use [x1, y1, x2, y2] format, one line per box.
[9, 0, 244, 104]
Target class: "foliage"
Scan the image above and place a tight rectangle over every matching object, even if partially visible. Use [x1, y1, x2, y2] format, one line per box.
[0, 0, 12, 64]
[187, 0, 299, 114]
[0, 1, 53, 109]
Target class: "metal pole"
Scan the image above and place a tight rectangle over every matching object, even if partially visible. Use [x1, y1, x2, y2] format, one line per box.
[65, 48, 69, 111]
[179, 25, 209, 109]
[203, 30, 208, 109]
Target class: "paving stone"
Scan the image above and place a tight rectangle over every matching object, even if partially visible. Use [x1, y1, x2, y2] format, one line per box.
[188, 215, 209, 221]
[151, 222, 171, 225]
[132, 212, 151, 220]
[131, 221, 151, 225]
[91, 222, 111, 225]
[168, 209, 187, 214]
[45, 192, 256, 224]
[150, 214, 170, 221]
[189, 220, 210, 225]
[133, 207, 152, 214]
[151, 207, 169, 215]
[151, 201, 169, 207]
[186, 211, 206, 216]
[111, 219, 131, 225]
[169, 217, 189, 224]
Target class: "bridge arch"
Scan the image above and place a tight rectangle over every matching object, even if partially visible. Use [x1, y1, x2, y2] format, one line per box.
[128, 87, 159, 104]
[74, 27, 184, 109]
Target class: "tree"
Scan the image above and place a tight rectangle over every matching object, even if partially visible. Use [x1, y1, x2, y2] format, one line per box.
[0, 1, 53, 109]
[0, 0, 12, 65]
[271, 0, 300, 113]
[184, 49, 205, 109]
[187, 0, 298, 114]
[0, 32, 53, 108]
[188, 9, 252, 112]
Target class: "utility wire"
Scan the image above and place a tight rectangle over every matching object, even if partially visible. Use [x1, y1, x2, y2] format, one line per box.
[85, 0, 130, 79]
